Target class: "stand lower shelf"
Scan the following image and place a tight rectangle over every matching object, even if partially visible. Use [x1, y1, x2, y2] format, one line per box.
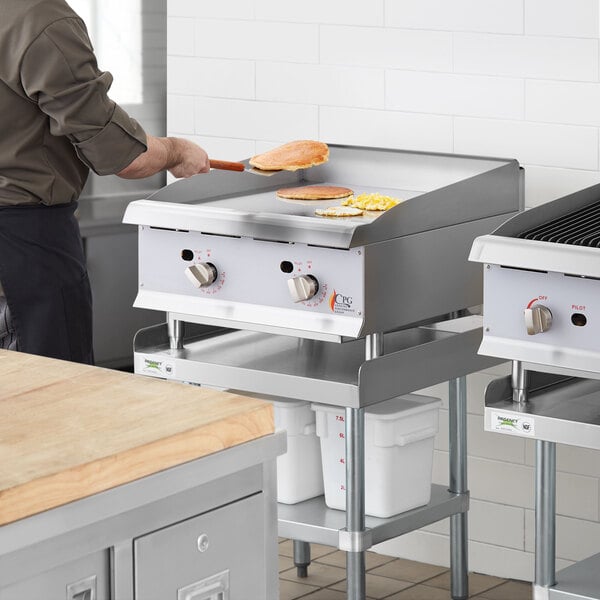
[278, 485, 468, 549]
[549, 553, 600, 600]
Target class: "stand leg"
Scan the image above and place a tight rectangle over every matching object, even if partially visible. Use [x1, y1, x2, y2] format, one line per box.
[293, 540, 311, 578]
[512, 360, 528, 405]
[167, 314, 184, 350]
[346, 406, 366, 600]
[534, 440, 556, 599]
[449, 376, 469, 600]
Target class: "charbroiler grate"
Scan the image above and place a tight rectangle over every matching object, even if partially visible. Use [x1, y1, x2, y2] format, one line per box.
[519, 198, 600, 247]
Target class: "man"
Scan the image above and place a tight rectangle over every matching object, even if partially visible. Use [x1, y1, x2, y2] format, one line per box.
[0, 0, 210, 363]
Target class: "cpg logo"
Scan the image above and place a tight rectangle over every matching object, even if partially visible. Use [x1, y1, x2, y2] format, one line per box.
[329, 290, 354, 313]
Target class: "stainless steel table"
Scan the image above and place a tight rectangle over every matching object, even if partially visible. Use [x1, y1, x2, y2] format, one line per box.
[135, 314, 502, 600]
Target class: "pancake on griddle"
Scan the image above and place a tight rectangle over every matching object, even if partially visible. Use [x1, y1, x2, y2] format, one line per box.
[315, 206, 363, 217]
[250, 140, 329, 171]
[277, 185, 353, 200]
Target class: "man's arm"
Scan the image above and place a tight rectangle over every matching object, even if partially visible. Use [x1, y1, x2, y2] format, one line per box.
[117, 135, 210, 180]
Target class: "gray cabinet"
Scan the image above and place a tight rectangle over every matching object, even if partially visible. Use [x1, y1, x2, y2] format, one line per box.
[0, 435, 284, 600]
[135, 494, 265, 600]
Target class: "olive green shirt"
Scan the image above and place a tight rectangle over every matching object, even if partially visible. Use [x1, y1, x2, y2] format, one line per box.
[0, 0, 148, 206]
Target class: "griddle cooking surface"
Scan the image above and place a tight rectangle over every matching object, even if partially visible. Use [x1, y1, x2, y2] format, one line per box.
[197, 182, 420, 222]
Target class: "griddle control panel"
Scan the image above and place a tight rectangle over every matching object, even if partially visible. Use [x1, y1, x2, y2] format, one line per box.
[137, 227, 364, 318]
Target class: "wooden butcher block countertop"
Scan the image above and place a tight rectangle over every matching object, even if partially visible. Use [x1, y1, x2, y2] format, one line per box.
[0, 350, 274, 526]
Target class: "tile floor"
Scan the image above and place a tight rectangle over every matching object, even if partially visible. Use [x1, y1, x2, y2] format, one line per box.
[278, 540, 532, 600]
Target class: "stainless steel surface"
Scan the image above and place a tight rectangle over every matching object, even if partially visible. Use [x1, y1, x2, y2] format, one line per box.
[134, 317, 502, 409]
[277, 485, 469, 548]
[548, 553, 600, 599]
[449, 377, 469, 600]
[536, 441, 556, 590]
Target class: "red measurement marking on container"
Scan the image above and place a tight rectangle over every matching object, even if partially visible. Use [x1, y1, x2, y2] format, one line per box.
[339, 458, 345, 464]
[338, 432, 345, 439]
[336, 415, 345, 422]
[341, 485, 346, 491]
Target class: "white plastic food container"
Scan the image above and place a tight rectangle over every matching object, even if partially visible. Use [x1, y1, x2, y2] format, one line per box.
[312, 394, 441, 518]
[272, 399, 324, 504]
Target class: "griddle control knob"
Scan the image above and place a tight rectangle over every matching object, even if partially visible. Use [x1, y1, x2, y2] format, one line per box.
[185, 262, 218, 288]
[524, 305, 553, 335]
[288, 275, 319, 303]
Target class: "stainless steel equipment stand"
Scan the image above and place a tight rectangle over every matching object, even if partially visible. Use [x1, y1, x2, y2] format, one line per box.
[484, 362, 600, 600]
[135, 315, 500, 600]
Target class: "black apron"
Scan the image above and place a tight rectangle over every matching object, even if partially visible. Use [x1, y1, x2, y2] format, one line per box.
[0, 202, 93, 364]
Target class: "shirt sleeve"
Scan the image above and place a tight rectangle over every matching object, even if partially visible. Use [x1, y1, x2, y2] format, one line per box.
[19, 17, 147, 176]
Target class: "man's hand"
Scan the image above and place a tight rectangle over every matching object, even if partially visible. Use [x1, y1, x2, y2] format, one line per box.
[165, 138, 210, 178]
[117, 135, 210, 179]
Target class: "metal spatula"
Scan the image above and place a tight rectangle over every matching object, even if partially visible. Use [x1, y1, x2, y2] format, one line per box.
[209, 159, 280, 176]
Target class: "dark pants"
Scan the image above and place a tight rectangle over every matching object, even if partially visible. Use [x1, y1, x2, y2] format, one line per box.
[0, 202, 94, 364]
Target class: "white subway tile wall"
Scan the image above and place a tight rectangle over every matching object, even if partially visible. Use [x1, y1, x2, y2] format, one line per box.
[167, 0, 600, 580]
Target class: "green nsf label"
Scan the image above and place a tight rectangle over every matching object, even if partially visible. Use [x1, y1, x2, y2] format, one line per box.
[491, 411, 535, 436]
[141, 356, 175, 377]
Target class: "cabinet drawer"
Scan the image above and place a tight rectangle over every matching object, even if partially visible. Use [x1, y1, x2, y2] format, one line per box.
[0, 549, 109, 600]
[135, 493, 265, 600]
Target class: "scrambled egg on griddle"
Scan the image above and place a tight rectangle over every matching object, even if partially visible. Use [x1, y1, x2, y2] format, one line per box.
[341, 192, 401, 211]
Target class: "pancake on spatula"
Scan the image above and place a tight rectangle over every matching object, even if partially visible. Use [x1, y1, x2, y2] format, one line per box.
[250, 140, 329, 171]
[277, 185, 353, 200]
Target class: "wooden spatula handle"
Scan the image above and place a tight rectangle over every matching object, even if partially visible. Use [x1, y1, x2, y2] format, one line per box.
[209, 159, 245, 172]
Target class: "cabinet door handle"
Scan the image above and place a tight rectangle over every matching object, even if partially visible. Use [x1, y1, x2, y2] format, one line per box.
[178, 570, 229, 600]
[66, 575, 96, 600]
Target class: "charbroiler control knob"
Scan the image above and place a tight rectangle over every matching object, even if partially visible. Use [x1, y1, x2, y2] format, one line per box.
[524, 305, 553, 335]
[287, 275, 319, 303]
[185, 262, 218, 288]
